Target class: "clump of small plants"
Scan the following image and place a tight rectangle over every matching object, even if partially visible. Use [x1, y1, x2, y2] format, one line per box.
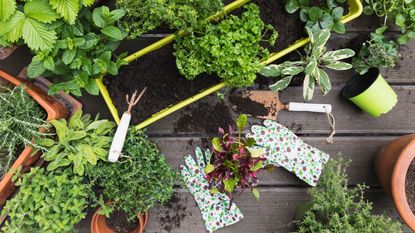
[87, 128, 177, 223]
[1, 167, 92, 233]
[27, 6, 128, 96]
[174, 4, 278, 87]
[205, 114, 268, 202]
[260, 28, 355, 100]
[296, 158, 402, 233]
[352, 26, 399, 74]
[39, 110, 115, 176]
[284, 0, 347, 34]
[0, 85, 50, 179]
[117, 0, 223, 38]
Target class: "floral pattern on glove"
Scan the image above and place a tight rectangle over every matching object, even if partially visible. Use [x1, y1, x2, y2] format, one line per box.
[180, 147, 243, 232]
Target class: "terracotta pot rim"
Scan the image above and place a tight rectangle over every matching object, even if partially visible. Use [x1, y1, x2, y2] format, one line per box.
[391, 136, 415, 229]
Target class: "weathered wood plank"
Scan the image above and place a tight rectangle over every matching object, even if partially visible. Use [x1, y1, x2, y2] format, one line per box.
[75, 188, 410, 233]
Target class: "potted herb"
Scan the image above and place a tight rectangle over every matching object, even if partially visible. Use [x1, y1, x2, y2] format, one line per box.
[260, 28, 355, 100]
[1, 167, 92, 232]
[375, 134, 415, 231]
[295, 158, 402, 232]
[88, 128, 176, 233]
[0, 69, 69, 205]
[205, 114, 268, 204]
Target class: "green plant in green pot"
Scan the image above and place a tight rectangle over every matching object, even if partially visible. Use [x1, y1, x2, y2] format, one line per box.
[1, 167, 92, 233]
[260, 28, 355, 100]
[295, 158, 402, 232]
[87, 128, 177, 233]
[39, 109, 116, 176]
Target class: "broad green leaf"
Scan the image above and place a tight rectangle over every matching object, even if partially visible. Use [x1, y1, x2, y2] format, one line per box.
[67, 130, 87, 141]
[252, 188, 260, 200]
[73, 157, 84, 175]
[333, 21, 345, 34]
[43, 56, 55, 70]
[304, 58, 317, 75]
[49, 0, 79, 24]
[42, 145, 60, 160]
[318, 69, 331, 95]
[0, 0, 16, 22]
[325, 61, 352, 70]
[313, 29, 330, 55]
[22, 18, 56, 51]
[205, 164, 215, 174]
[82, 145, 97, 165]
[260, 64, 283, 77]
[308, 7, 323, 21]
[250, 161, 263, 172]
[331, 7, 344, 19]
[0, 10, 25, 41]
[50, 119, 68, 142]
[24, 0, 60, 23]
[101, 26, 125, 40]
[395, 13, 406, 30]
[109, 8, 126, 22]
[62, 49, 76, 65]
[92, 7, 106, 28]
[321, 49, 355, 62]
[82, 0, 95, 6]
[306, 27, 315, 43]
[303, 74, 315, 101]
[84, 79, 99, 95]
[27, 60, 46, 78]
[223, 178, 235, 193]
[285, 0, 300, 14]
[36, 138, 55, 147]
[236, 114, 247, 130]
[281, 66, 304, 76]
[269, 76, 293, 92]
[212, 137, 223, 152]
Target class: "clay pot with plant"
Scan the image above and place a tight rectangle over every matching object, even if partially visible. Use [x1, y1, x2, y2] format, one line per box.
[87, 129, 177, 233]
[375, 134, 415, 231]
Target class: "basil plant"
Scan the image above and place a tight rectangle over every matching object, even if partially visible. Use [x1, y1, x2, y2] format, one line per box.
[260, 28, 355, 100]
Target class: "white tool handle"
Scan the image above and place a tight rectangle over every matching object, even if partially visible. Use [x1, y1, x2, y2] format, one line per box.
[287, 102, 332, 113]
[108, 113, 131, 162]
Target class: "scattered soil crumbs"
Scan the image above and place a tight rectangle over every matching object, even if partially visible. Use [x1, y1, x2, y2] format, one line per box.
[174, 102, 234, 134]
[229, 91, 269, 116]
[106, 210, 139, 233]
[104, 43, 219, 125]
[158, 192, 188, 232]
[406, 159, 415, 213]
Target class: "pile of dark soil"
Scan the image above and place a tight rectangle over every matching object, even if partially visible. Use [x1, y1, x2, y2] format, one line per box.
[158, 192, 188, 232]
[106, 210, 139, 233]
[229, 91, 268, 116]
[406, 159, 415, 213]
[174, 102, 234, 134]
[105, 44, 219, 125]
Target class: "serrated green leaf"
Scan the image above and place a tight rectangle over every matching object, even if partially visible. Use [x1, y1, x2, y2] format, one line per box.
[24, 0, 60, 24]
[224, 178, 235, 193]
[101, 26, 125, 40]
[22, 18, 56, 51]
[0, 0, 16, 22]
[236, 114, 247, 130]
[82, 0, 95, 6]
[92, 7, 106, 28]
[49, 0, 79, 24]
[269, 76, 293, 92]
[0, 10, 25, 42]
[62, 49, 76, 65]
[84, 79, 99, 95]
[27, 60, 46, 78]
[43, 56, 55, 70]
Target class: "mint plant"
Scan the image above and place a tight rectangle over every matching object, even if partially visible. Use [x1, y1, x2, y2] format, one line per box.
[352, 26, 399, 74]
[27, 6, 128, 96]
[117, 0, 223, 39]
[0, 85, 50, 179]
[174, 4, 277, 87]
[285, 0, 347, 34]
[205, 114, 267, 202]
[39, 110, 115, 176]
[260, 28, 355, 100]
[1, 167, 92, 233]
[87, 128, 177, 222]
[0, 0, 94, 51]
[296, 158, 402, 233]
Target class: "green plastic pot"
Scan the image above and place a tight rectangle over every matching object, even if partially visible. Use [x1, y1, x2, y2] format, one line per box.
[342, 68, 397, 117]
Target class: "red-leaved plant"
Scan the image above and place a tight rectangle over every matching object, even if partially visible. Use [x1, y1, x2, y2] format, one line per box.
[205, 114, 267, 203]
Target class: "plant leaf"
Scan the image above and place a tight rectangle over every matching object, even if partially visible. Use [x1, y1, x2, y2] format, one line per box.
[205, 164, 215, 174]
[101, 26, 125, 40]
[212, 137, 223, 152]
[318, 68, 331, 95]
[0, 0, 16, 22]
[325, 61, 353, 70]
[22, 18, 57, 51]
[322, 49, 355, 62]
[82, 0, 95, 6]
[303, 74, 315, 101]
[27, 60, 46, 78]
[0, 10, 25, 42]
[252, 187, 260, 200]
[24, 0, 60, 24]
[250, 161, 263, 172]
[236, 114, 248, 130]
[49, 0, 79, 24]
[269, 76, 293, 92]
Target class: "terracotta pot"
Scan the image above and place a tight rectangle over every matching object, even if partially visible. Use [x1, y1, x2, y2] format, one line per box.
[91, 203, 148, 233]
[0, 69, 69, 205]
[0, 45, 18, 60]
[375, 134, 415, 231]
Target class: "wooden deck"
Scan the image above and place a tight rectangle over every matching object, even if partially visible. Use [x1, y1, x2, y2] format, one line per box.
[0, 14, 413, 233]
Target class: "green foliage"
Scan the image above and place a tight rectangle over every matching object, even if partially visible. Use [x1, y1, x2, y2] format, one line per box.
[1, 167, 91, 233]
[0, 85, 50, 179]
[296, 158, 403, 233]
[117, 0, 223, 39]
[352, 26, 399, 74]
[174, 4, 277, 87]
[260, 28, 354, 100]
[285, 0, 347, 34]
[39, 110, 115, 176]
[27, 6, 128, 96]
[364, 0, 415, 44]
[87, 128, 177, 222]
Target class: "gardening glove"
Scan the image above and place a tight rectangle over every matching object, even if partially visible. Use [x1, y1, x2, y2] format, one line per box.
[246, 120, 330, 186]
[180, 147, 243, 233]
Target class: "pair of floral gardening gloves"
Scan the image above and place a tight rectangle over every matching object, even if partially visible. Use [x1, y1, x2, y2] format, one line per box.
[180, 120, 329, 232]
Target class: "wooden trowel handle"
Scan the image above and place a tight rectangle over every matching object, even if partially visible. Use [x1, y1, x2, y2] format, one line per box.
[287, 102, 332, 113]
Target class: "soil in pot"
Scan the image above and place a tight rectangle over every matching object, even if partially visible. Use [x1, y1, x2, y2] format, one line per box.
[406, 159, 415, 213]
[106, 210, 139, 233]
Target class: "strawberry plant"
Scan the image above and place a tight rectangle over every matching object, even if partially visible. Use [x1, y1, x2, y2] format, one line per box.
[174, 4, 277, 87]
[205, 114, 267, 202]
[27, 6, 128, 96]
[1, 167, 92, 233]
[260, 28, 355, 100]
[39, 110, 116, 176]
[0, 0, 94, 51]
